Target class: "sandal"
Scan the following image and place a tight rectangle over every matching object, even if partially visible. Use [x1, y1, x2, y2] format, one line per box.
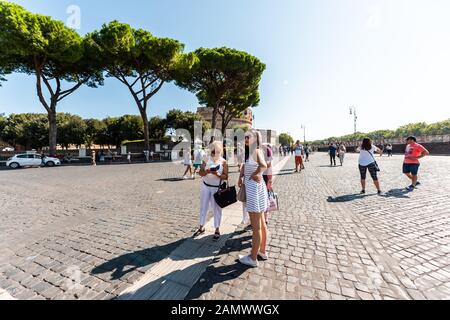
[213, 232, 221, 241]
[193, 228, 205, 238]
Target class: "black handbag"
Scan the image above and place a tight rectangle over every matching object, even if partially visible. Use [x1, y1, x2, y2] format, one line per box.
[214, 181, 237, 208]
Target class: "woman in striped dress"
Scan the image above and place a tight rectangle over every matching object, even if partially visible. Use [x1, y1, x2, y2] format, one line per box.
[237, 129, 269, 268]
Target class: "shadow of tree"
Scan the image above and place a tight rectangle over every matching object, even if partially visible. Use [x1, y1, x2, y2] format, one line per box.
[91, 239, 186, 280]
[91, 229, 252, 282]
[113, 229, 253, 300]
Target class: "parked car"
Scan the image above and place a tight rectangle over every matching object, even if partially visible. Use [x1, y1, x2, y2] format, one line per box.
[6, 154, 61, 169]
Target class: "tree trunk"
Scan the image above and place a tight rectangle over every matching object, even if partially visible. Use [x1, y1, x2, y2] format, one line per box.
[210, 106, 219, 143]
[140, 110, 150, 153]
[48, 110, 57, 155]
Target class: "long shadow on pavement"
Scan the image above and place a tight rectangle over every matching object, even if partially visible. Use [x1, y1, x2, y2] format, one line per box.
[113, 229, 253, 300]
[327, 193, 376, 202]
[185, 229, 255, 300]
[92, 230, 252, 282]
[380, 188, 411, 199]
[91, 239, 186, 280]
[156, 178, 186, 182]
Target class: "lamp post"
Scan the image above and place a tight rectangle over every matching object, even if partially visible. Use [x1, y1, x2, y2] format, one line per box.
[301, 125, 306, 144]
[349, 106, 357, 134]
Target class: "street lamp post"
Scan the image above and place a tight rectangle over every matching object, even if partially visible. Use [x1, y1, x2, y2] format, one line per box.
[349, 106, 357, 134]
[301, 125, 306, 144]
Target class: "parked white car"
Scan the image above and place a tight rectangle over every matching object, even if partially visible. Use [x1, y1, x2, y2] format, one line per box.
[6, 154, 61, 169]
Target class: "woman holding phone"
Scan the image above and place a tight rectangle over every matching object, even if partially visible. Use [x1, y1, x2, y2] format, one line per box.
[237, 129, 269, 268]
[194, 141, 229, 241]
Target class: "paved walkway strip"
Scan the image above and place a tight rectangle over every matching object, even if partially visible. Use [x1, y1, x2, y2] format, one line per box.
[0, 288, 16, 300]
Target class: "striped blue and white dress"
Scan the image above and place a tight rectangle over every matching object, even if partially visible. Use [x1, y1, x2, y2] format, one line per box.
[245, 155, 268, 213]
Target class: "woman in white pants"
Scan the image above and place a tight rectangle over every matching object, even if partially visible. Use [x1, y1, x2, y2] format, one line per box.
[194, 141, 229, 241]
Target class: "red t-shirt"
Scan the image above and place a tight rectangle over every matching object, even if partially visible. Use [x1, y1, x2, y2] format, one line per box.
[404, 143, 426, 164]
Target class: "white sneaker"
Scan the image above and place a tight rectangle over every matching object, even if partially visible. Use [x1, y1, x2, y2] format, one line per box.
[183, 176, 188, 180]
[238, 255, 258, 268]
[191, 175, 195, 179]
[258, 252, 269, 261]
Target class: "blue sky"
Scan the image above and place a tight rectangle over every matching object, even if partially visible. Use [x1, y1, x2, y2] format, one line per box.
[1, 0, 449, 141]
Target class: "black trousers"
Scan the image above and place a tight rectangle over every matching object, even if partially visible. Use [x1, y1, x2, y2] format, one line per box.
[330, 154, 336, 165]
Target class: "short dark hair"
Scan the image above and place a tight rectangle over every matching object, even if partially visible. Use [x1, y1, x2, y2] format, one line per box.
[406, 136, 417, 142]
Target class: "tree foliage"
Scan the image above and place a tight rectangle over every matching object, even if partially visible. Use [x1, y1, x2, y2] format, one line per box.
[0, 1, 103, 153]
[312, 119, 450, 145]
[1, 113, 48, 150]
[279, 133, 294, 146]
[175, 47, 265, 134]
[57, 113, 87, 149]
[87, 20, 185, 151]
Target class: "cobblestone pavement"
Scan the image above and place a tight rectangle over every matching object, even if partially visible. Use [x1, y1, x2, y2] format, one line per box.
[0, 162, 240, 300]
[187, 153, 450, 300]
[2, 154, 450, 300]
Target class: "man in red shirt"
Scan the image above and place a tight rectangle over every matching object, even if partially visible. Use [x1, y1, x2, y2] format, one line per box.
[403, 136, 430, 191]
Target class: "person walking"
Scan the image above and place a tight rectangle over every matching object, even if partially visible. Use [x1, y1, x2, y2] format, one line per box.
[194, 141, 229, 240]
[41, 152, 46, 166]
[238, 129, 269, 268]
[127, 152, 132, 164]
[294, 141, 304, 173]
[328, 143, 337, 166]
[403, 136, 430, 191]
[305, 144, 311, 162]
[182, 147, 194, 179]
[386, 144, 393, 157]
[193, 146, 206, 179]
[338, 144, 347, 166]
[91, 150, 96, 166]
[358, 138, 382, 195]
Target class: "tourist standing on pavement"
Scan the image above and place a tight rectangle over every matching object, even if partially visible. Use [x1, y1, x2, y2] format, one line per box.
[358, 138, 382, 195]
[305, 144, 311, 162]
[238, 129, 268, 268]
[294, 141, 304, 173]
[403, 136, 430, 191]
[193, 146, 206, 179]
[182, 147, 194, 179]
[386, 144, 393, 157]
[91, 150, 96, 166]
[338, 144, 346, 166]
[380, 143, 385, 157]
[194, 141, 229, 240]
[328, 143, 337, 166]
[127, 152, 132, 164]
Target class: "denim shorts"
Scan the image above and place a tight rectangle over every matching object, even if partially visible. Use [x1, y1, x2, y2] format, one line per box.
[403, 163, 420, 175]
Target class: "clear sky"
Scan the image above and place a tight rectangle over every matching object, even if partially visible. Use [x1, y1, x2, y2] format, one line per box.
[1, 0, 449, 141]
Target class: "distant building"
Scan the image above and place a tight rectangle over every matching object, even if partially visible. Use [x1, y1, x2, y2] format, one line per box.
[258, 129, 278, 146]
[197, 107, 253, 129]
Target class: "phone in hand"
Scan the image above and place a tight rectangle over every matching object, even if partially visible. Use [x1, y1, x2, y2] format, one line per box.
[209, 165, 220, 172]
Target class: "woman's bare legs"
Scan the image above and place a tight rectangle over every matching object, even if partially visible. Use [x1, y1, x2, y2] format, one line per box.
[260, 214, 267, 255]
[249, 213, 262, 261]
